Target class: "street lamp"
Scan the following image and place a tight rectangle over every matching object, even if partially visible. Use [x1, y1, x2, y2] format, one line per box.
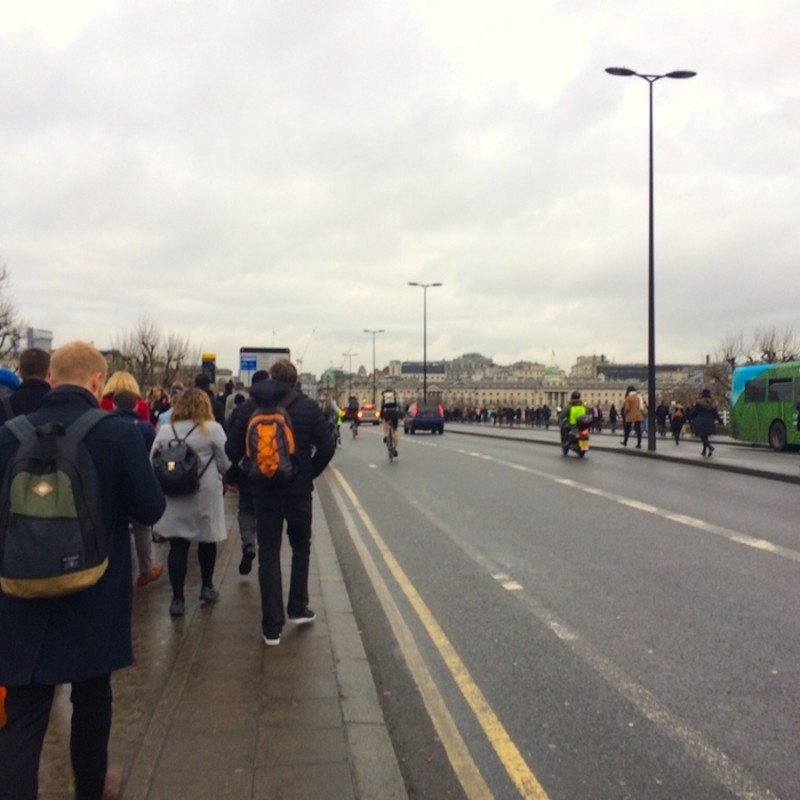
[342, 349, 358, 397]
[407, 282, 442, 403]
[363, 329, 385, 405]
[606, 66, 696, 451]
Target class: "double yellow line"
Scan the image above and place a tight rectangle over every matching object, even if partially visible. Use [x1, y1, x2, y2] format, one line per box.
[329, 466, 549, 800]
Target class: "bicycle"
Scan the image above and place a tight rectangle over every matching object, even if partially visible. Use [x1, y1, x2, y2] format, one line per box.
[383, 416, 398, 463]
[386, 427, 395, 462]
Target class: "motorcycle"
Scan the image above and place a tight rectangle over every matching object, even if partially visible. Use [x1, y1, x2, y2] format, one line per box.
[562, 414, 591, 457]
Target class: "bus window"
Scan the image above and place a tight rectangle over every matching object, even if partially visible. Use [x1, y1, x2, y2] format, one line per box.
[767, 378, 792, 403]
[744, 379, 766, 402]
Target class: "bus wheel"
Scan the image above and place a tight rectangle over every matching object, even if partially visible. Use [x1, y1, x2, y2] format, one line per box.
[768, 420, 787, 451]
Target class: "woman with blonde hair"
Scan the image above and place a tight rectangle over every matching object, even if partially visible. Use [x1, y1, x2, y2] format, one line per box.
[101, 370, 150, 421]
[150, 388, 231, 616]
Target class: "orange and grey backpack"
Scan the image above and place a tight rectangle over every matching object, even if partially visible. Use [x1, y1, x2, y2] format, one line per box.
[241, 391, 299, 482]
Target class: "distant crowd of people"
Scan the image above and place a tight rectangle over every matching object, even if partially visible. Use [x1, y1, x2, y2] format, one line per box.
[443, 389, 723, 454]
[0, 343, 334, 799]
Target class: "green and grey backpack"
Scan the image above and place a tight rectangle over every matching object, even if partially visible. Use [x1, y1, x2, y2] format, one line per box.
[0, 409, 110, 599]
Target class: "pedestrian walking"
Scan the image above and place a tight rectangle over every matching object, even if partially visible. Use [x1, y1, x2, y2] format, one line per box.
[0, 342, 166, 800]
[608, 404, 618, 434]
[227, 370, 271, 576]
[692, 388, 723, 457]
[112, 389, 164, 588]
[151, 388, 231, 617]
[670, 403, 686, 445]
[621, 386, 644, 448]
[0, 348, 51, 424]
[225, 359, 335, 647]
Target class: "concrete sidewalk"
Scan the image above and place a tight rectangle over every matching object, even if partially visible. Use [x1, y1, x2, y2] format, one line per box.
[37, 493, 406, 800]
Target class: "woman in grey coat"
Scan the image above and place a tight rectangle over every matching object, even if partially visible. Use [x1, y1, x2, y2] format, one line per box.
[151, 388, 231, 616]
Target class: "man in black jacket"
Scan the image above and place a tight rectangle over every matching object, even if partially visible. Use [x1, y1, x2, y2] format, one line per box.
[225, 359, 334, 646]
[0, 342, 166, 799]
[0, 348, 51, 424]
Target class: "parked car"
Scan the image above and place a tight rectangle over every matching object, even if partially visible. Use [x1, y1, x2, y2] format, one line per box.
[358, 403, 381, 425]
[404, 403, 445, 434]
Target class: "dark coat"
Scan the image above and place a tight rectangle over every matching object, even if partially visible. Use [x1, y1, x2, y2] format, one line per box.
[692, 396, 722, 436]
[225, 379, 334, 496]
[0, 386, 166, 686]
[114, 407, 156, 452]
[0, 378, 50, 424]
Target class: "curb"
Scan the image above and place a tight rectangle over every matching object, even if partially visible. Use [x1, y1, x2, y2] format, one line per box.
[446, 428, 800, 485]
[313, 494, 407, 800]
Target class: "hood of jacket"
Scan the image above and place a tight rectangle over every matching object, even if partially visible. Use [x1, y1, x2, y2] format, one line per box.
[249, 379, 294, 406]
[695, 396, 717, 411]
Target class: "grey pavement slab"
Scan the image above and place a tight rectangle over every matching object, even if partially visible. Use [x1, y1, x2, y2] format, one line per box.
[35, 492, 406, 800]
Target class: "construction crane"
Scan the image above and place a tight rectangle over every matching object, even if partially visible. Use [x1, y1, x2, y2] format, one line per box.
[296, 326, 317, 374]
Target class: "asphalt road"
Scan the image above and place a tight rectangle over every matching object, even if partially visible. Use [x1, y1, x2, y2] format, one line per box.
[318, 424, 798, 800]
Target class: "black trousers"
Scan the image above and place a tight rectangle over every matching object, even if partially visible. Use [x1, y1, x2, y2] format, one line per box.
[253, 493, 313, 638]
[167, 537, 217, 597]
[0, 674, 112, 800]
[623, 420, 642, 446]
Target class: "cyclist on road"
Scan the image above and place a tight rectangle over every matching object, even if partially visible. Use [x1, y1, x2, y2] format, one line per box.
[380, 388, 401, 458]
[347, 395, 360, 437]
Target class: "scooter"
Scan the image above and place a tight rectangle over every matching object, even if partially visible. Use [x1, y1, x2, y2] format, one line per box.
[562, 414, 591, 457]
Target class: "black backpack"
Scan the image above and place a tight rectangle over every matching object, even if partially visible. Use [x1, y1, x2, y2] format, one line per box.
[152, 423, 213, 496]
[0, 409, 110, 599]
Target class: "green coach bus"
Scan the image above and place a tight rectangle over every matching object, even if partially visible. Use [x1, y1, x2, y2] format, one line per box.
[729, 361, 800, 450]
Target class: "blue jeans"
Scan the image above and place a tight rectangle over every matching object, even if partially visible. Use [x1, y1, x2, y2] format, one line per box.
[253, 493, 313, 637]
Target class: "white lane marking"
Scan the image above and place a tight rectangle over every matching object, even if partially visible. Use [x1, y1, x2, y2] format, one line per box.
[472, 450, 800, 565]
[407, 497, 782, 800]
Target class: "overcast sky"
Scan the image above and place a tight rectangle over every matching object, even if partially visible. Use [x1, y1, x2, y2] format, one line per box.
[1, 0, 798, 379]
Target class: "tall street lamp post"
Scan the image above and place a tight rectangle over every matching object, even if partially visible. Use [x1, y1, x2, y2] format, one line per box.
[606, 66, 696, 451]
[407, 282, 442, 403]
[342, 349, 358, 397]
[363, 328, 385, 405]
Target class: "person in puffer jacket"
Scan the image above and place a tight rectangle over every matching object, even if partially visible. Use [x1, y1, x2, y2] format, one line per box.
[225, 359, 334, 647]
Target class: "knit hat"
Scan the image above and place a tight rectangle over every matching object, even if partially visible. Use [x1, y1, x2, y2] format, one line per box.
[700, 388, 711, 398]
[251, 370, 270, 386]
[0, 368, 20, 390]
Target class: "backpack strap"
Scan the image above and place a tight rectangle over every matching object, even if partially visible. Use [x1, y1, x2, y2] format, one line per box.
[170, 421, 199, 444]
[170, 420, 214, 479]
[4, 414, 36, 444]
[1, 395, 14, 422]
[276, 390, 299, 410]
[63, 409, 110, 442]
[5, 408, 108, 447]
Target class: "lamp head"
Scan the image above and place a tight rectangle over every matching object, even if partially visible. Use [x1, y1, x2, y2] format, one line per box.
[666, 70, 697, 79]
[605, 67, 636, 77]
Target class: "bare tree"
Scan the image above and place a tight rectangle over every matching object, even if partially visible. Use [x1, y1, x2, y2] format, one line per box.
[107, 317, 197, 392]
[707, 331, 746, 395]
[161, 331, 193, 388]
[0, 264, 24, 360]
[751, 325, 798, 364]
